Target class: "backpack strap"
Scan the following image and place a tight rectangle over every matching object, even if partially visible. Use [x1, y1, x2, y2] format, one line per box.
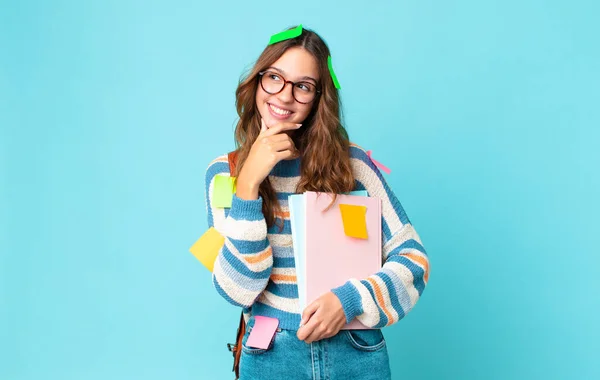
[227, 150, 239, 176]
[226, 149, 245, 380]
[233, 311, 245, 379]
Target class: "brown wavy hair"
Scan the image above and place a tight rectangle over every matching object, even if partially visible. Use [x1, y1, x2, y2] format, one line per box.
[232, 26, 355, 228]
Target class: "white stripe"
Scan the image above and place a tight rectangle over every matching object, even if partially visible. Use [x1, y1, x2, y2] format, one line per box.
[270, 175, 300, 193]
[271, 267, 297, 277]
[221, 218, 267, 241]
[268, 233, 293, 247]
[224, 239, 273, 273]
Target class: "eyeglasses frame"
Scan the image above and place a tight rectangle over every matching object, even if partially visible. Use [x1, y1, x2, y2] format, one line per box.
[257, 70, 321, 104]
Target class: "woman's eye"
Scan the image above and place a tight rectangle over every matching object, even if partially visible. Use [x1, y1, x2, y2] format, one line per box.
[269, 74, 281, 81]
[297, 83, 311, 92]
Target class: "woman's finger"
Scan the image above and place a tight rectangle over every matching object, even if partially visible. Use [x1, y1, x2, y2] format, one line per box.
[275, 149, 296, 162]
[270, 140, 294, 153]
[305, 324, 326, 344]
[263, 122, 302, 137]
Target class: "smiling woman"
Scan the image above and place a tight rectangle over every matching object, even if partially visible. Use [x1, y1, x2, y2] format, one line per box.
[204, 25, 430, 380]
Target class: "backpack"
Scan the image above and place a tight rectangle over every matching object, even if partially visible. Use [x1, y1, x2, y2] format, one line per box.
[224, 150, 245, 380]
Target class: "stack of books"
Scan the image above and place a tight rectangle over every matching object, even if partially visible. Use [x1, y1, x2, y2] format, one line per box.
[289, 191, 382, 330]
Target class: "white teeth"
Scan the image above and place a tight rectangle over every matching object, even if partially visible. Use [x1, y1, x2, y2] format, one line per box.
[269, 103, 291, 116]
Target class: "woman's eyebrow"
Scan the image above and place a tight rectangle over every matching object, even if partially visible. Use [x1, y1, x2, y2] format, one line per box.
[268, 66, 318, 84]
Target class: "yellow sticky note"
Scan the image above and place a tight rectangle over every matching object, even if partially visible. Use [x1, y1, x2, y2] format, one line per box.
[189, 227, 225, 272]
[339, 204, 368, 239]
[212, 175, 236, 208]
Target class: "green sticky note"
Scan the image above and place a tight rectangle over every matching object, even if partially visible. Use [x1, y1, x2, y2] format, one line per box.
[212, 175, 236, 208]
[269, 24, 303, 45]
[328, 55, 341, 90]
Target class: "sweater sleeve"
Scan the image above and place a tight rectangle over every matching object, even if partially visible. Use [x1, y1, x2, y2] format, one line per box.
[330, 147, 430, 328]
[205, 156, 273, 308]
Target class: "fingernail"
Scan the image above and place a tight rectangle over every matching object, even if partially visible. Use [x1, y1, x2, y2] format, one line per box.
[296, 124, 302, 127]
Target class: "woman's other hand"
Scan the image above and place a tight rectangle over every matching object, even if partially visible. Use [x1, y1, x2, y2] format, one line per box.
[297, 291, 347, 343]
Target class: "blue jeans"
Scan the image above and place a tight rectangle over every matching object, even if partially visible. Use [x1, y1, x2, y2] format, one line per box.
[239, 316, 392, 380]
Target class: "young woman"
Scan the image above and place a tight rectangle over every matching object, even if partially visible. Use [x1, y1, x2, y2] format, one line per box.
[205, 25, 430, 380]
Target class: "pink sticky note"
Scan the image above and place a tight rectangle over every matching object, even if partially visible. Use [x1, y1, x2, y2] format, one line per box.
[366, 150, 391, 174]
[246, 316, 279, 349]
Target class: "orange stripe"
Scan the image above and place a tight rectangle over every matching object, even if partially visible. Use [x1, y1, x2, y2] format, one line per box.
[242, 247, 272, 264]
[404, 253, 430, 283]
[366, 278, 395, 326]
[274, 211, 290, 219]
[270, 274, 297, 283]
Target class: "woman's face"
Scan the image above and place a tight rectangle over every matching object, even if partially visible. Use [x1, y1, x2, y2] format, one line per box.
[256, 47, 320, 129]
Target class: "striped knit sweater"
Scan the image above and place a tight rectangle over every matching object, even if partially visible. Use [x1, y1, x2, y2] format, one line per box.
[205, 144, 430, 331]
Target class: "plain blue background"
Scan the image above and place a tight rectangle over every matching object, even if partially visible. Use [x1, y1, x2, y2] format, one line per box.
[2, 0, 599, 379]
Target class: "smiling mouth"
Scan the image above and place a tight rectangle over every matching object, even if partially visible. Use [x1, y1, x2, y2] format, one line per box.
[268, 103, 293, 116]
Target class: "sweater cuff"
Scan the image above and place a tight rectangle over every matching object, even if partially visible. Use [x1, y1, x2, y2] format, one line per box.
[331, 281, 364, 324]
[228, 193, 264, 220]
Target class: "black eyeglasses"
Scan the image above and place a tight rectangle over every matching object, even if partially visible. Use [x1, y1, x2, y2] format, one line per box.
[258, 71, 321, 104]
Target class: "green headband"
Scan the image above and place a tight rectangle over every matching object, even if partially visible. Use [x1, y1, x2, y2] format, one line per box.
[268, 24, 303, 45]
[268, 25, 341, 90]
[328, 55, 341, 90]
